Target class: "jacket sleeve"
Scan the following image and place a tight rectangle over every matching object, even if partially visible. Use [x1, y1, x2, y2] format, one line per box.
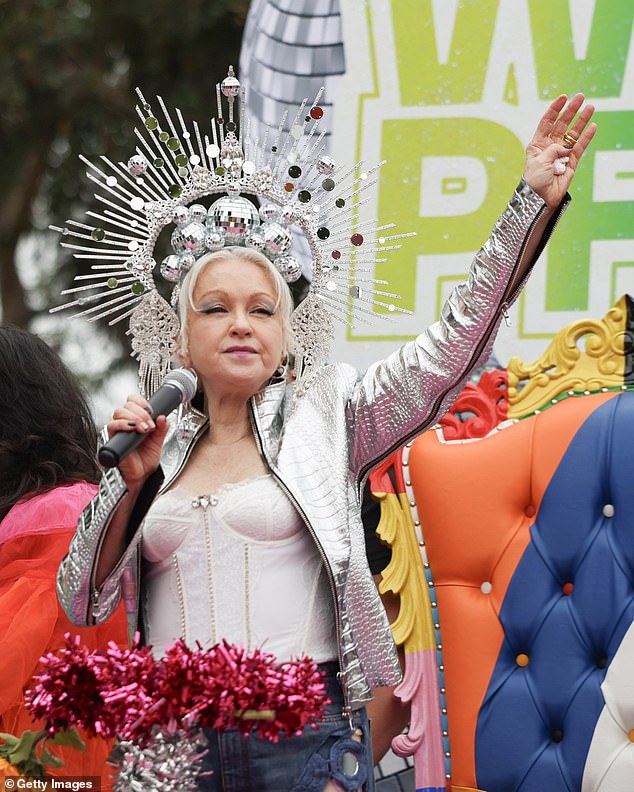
[56, 465, 164, 629]
[346, 179, 568, 480]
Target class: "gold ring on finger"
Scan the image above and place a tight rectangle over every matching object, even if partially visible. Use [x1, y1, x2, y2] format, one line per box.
[562, 132, 578, 148]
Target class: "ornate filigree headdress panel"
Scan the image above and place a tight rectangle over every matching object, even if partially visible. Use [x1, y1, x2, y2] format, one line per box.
[50, 67, 413, 397]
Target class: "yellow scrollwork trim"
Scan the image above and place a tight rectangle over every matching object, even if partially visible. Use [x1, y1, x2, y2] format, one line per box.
[507, 295, 629, 418]
[373, 490, 435, 653]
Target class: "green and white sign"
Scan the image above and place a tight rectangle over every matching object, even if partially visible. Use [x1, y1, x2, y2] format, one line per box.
[333, 0, 634, 368]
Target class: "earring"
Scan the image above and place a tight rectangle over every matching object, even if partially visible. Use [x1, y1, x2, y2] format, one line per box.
[271, 354, 289, 382]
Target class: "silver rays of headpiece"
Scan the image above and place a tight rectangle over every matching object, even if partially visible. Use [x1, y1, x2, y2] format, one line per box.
[50, 67, 414, 397]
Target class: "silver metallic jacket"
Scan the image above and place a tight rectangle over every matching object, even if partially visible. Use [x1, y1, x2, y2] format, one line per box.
[57, 181, 568, 711]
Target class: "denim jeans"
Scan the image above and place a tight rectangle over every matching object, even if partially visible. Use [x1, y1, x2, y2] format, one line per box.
[196, 661, 375, 791]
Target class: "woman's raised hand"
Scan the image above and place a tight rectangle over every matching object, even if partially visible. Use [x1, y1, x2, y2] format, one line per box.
[523, 93, 597, 208]
[107, 394, 170, 488]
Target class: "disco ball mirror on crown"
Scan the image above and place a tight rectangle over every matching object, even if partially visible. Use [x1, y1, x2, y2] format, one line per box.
[50, 66, 413, 397]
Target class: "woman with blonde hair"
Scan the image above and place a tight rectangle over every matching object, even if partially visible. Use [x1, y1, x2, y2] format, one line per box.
[57, 90, 596, 790]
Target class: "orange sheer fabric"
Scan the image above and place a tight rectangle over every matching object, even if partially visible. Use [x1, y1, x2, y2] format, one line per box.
[0, 482, 128, 789]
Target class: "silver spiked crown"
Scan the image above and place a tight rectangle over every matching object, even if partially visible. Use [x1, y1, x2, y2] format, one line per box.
[50, 66, 414, 397]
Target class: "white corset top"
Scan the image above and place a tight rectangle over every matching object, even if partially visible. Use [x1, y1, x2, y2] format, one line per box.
[141, 475, 337, 663]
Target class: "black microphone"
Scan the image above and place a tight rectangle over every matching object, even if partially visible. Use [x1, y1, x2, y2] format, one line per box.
[98, 368, 198, 468]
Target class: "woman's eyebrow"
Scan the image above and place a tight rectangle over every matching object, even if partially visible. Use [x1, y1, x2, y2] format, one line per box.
[193, 293, 278, 310]
[196, 289, 276, 301]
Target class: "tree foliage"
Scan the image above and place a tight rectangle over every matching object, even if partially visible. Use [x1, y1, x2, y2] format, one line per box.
[0, 0, 248, 381]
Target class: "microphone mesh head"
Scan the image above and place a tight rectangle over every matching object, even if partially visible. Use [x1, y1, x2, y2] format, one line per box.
[163, 368, 198, 402]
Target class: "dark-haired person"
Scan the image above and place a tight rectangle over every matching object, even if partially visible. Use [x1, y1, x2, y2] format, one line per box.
[0, 326, 128, 787]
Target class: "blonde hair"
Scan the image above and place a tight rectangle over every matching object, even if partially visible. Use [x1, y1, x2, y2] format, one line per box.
[177, 246, 295, 357]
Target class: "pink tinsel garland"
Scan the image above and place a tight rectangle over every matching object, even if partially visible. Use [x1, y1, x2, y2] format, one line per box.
[25, 634, 330, 745]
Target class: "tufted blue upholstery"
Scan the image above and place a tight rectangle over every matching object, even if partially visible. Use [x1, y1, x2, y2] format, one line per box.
[406, 389, 634, 791]
[476, 392, 634, 790]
